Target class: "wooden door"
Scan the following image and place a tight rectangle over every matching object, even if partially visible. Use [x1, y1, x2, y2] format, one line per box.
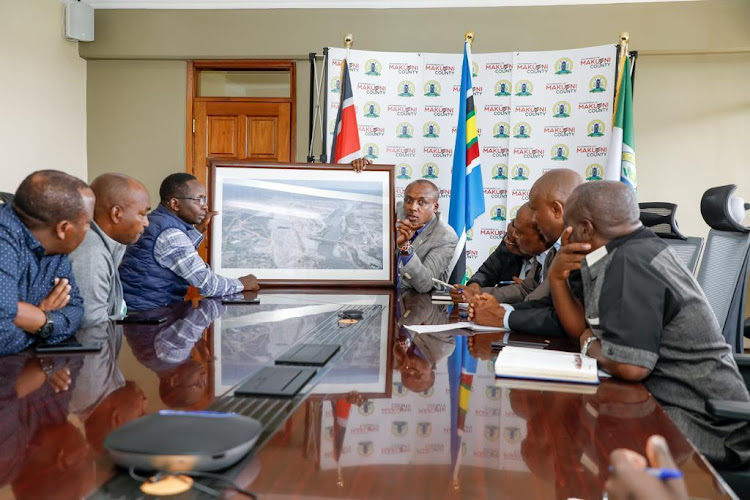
[192, 100, 292, 188]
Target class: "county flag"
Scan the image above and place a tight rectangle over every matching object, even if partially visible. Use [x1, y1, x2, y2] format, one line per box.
[606, 55, 636, 190]
[331, 59, 362, 164]
[448, 41, 486, 284]
[448, 336, 478, 486]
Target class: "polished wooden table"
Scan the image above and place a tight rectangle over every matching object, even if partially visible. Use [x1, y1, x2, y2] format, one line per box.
[0, 289, 735, 499]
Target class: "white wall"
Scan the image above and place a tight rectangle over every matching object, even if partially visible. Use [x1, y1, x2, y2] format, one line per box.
[0, 0, 88, 192]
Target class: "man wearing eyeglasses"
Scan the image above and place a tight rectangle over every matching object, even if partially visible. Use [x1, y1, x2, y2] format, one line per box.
[120, 173, 259, 312]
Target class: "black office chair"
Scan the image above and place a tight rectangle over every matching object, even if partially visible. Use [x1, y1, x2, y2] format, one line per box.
[0, 192, 13, 206]
[639, 202, 704, 273]
[696, 185, 750, 353]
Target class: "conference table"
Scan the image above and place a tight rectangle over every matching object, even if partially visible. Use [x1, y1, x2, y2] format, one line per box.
[0, 288, 736, 499]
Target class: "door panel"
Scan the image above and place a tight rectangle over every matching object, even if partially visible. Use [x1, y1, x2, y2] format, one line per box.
[206, 116, 239, 157]
[247, 117, 278, 157]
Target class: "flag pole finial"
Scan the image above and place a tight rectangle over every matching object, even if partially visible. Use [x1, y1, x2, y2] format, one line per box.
[464, 31, 475, 44]
[344, 34, 354, 49]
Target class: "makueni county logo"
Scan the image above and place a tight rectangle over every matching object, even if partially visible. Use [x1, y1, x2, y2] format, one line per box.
[509, 205, 522, 219]
[551, 144, 569, 161]
[485, 385, 502, 401]
[472, 61, 479, 78]
[586, 164, 604, 181]
[363, 101, 380, 118]
[589, 75, 607, 93]
[553, 101, 571, 118]
[495, 80, 512, 96]
[330, 77, 341, 93]
[357, 441, 375, 457]
[587, 120, 605, 137]
[489, 245, 498, 256]
[324, 425, 334, 441]
[555, 57, 573, 75]
[492, 164, 508, 180]
[358, 400, 375, 416]
[493, 122, 510, 139]
[503, 426, 522, 444]
[511, 165, 530, 181]
[396, 163, 413, 179]
[364, 59, 381, 76]
[363, 143, 380, 160]
[396, 122, 414, 139]
[490, 205, 507, 221]
[328, 118, 335, 136]
[424, 80, 441, 97]
[392, 421, 409, 437]
[423, 122, 440, 138]
[463, 266, 473, 283]
[416, 422, 432, 438]
[398, 81, 415, 97]
[422, 163, 439, 179]
[515, 80, 533, 96]
[467, 228, 474, 241]
[513, 123, 531, 139]
[419, 387, 434, 398]
[484, 425, 501, 442]
[393, 381, 408, 396]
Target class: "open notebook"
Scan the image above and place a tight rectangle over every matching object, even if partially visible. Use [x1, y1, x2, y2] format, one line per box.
[494, 345, 599, 385]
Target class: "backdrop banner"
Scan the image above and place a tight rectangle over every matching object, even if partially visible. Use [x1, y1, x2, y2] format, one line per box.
[326, 44, 616, 276]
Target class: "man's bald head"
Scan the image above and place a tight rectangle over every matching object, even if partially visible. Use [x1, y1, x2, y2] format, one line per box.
[528, 168, 584, 244]
[565, 181, 641, 244]
[13, 170, 90, 228]
[89, 173, 151, 245]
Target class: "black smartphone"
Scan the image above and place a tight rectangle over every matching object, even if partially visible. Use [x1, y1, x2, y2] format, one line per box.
[116, 310, 168, 325]
[222, 296, 260, 305]
[35, 341, 103, 353]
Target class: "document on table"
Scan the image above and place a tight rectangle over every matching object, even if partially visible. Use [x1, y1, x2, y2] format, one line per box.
[403, 322, 507, 334]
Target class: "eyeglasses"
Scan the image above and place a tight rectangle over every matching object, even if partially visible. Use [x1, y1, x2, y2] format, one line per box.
[175, 196, 208, 205]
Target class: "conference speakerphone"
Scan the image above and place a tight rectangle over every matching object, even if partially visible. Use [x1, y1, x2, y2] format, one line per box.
[104, 411, 262, 472]
[234, 366, 317, 398]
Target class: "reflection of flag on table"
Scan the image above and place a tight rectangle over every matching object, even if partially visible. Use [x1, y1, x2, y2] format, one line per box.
[449, 336, 478, 487]
[606, 56, 637, 190]
[331, 59, 362, 164]
[331, 399, 351, 485]
[448, 41, 486, 284]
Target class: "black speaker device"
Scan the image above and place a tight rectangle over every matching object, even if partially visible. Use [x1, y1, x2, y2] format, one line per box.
[104, 410, 262, 472]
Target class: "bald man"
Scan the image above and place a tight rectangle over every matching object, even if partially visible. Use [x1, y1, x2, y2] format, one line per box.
[550, 181, 750, 469]
[0, 170, 93, 355]
[69, 173, 151, 327]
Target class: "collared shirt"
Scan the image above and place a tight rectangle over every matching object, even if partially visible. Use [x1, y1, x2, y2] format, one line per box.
[153, 227, 243, 298]
[537, 236, 562, 281]
[69, 222, 127, 328]
[517, 258, 532, 280]
[0, 205, 84, 355]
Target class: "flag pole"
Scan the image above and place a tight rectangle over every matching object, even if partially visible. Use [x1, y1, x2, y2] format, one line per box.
[612, 32, 629, 121]
[344, 33, 353, 60]
[464, 31, 474, 44]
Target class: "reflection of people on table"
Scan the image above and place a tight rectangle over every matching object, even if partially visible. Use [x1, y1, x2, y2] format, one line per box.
[120, 172, 259, 312]
[125, 299, 225, 409]
[70, 321, 147, 452]
[352, 159, 458, 293]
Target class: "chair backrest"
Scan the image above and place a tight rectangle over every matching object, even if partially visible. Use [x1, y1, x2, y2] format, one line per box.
[696, 230, 750, 352]
[0, 192, 13, 206]
[639, 202, 687, 240]
[665, 237, 704, 274]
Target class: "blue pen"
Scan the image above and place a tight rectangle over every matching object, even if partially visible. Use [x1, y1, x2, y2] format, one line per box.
[608, 466, 683, 480]
[497, 280, 515, 285]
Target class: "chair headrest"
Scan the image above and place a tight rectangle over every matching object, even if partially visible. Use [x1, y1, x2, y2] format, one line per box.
[700, 185, 749, 233]
[638, 202, 687, 240]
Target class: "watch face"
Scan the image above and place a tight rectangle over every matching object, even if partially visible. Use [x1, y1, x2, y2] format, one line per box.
[38, 319, 54, 339]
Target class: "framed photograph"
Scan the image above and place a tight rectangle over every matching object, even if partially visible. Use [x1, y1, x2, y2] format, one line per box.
[210, 161, 395, 287]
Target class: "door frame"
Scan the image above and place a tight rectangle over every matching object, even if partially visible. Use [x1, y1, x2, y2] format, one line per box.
[186, 59, 296, 176]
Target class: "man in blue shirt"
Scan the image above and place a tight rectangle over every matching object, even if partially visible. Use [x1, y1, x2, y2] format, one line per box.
[0, 170, 93, 355]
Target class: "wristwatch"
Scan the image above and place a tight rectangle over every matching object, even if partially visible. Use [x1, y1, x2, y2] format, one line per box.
[36, 312, 54, 340]
[38, 357, 55, 377]
[399, 242, 413, 257]
[581, 335, 599, 357]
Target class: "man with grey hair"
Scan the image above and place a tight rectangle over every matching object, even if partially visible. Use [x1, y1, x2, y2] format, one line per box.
[548, 180, 750, 469]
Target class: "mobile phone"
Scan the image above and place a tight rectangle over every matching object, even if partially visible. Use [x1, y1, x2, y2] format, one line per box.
[35, 341, 103, 353]
[221, 296, 260, 305]
[116, 310, 168, 325]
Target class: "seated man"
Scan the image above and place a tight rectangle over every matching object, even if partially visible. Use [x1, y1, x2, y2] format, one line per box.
[119, 173, 259, 311]
[550, 181, 750, 469]
[0, 170, 93, 355]
[69, 173, 151, 327]
[456, 203, 551, 304]
[469, 168, 583, 335]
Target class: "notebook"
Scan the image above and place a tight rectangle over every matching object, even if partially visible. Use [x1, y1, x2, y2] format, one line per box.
[494, 346, 599, 385]
[404, 321, 506, 334]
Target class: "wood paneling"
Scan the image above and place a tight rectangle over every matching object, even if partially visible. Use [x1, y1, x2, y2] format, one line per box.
[206, 116, 237, 157]
[247, 117, 277, 157]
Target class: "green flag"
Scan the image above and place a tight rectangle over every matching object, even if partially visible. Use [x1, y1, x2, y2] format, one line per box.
[607, 56, 636, 190]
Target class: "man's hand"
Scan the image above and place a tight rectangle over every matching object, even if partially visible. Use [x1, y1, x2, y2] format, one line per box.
[47, 365, 72, 393]
[605, 435, 688, 500]
[451, 283, 479, 303]
[239, 274, 260, 292]
[467, 332, 505, 360]
[578, 328, 596, 351]
[39, 278, 71, 312]
[469, 293, 506, 327]
[351, 158, 373, 173]
[396, 219, 424, 247]
[547, 226, 591, 282]
[512, 276, 524, 285]
[195, 210, 219, 233]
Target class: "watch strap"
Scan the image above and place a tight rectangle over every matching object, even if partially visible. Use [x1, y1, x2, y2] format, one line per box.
[581, 335, 599, 357]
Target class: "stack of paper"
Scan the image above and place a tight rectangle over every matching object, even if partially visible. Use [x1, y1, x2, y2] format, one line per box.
[494, 346, 599, 385]
[403, 322, 507, 334]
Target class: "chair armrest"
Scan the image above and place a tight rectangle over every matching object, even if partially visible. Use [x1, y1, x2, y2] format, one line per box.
[735, 353, 750, 367]
[706, 399, 750, 421]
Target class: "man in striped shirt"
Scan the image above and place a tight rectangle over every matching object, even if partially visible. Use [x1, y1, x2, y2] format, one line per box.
[120, 173, 258, 312]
